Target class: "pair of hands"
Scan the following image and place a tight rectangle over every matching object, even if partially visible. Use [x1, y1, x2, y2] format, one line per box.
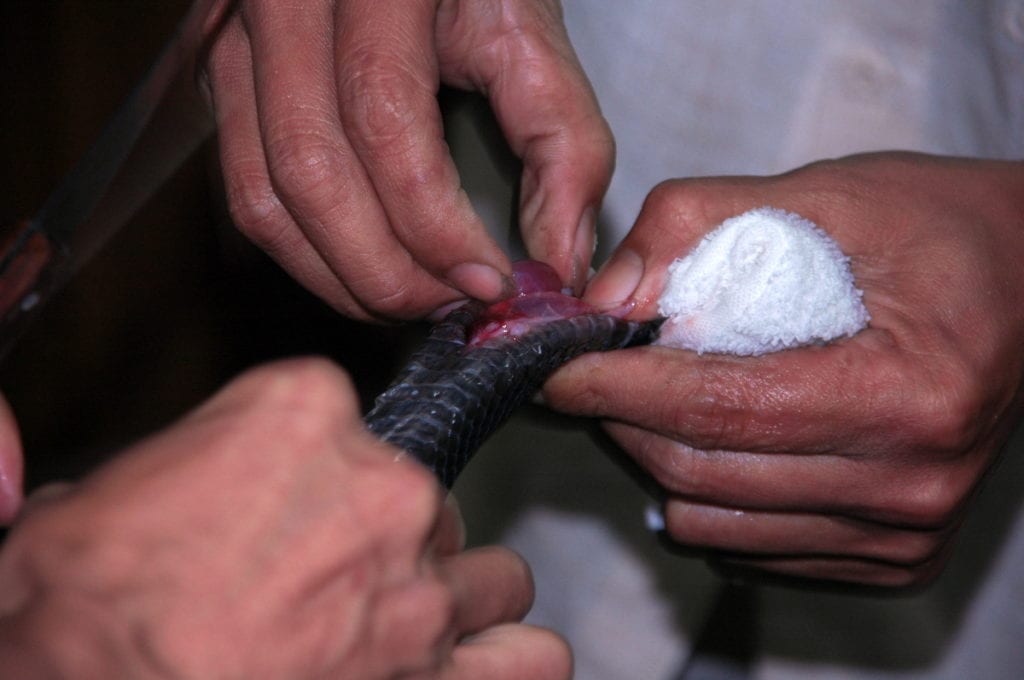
[3, 0, 1023, 676]
[4, 157, 1017, 676]
[0, 2, 597, 677]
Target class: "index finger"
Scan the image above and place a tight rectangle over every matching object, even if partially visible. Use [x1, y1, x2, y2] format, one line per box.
[241, 0, 455, 319]
[334, 0, 513, 302]
[542, 330, 917, 457]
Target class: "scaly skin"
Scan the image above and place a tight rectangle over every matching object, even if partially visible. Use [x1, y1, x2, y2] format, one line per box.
[365, 262, 663, 488]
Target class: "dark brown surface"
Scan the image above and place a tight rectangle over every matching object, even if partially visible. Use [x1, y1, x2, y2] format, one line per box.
[0, 1, 408, 490]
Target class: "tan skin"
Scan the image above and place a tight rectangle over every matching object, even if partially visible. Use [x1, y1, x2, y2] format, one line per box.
[1, 3, 1019, 674]
[0, 359, 571, 679]
[198, 2, 1024, 591]
[203, 0, 614, 320]
[543, 153, 1024, 587]
[0, 2, 605, 674]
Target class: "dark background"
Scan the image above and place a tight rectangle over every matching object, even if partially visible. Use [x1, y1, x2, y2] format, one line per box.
[0, 0, 408, 491]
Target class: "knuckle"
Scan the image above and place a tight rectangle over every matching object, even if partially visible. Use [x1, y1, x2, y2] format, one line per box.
[640, 179, 720, 242]
[362, 277, 422, 319]
[339, 47, 426, 151]
[382, 579, 456, 672]
[665, 370, 751, 451]
[232, 358, 357, 426]
[632, 434, 703, 496]
[222, 165, 290, 248]
[871, 551, 950, 589]
[642, 179, 687, 218]
[908, 370, 984, 456]
[375, 459, 443, 536]
[265, 128, 347, 205]
[551, 115, 616, 200]
[855, 525, 947, 568]
[883, 470, 969, 529]
[864, 358, 982, 456]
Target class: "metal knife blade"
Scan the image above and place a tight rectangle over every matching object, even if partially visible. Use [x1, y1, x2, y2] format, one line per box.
[0, 0, 220, 359]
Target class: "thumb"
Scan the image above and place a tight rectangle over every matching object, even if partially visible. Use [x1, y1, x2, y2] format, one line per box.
[583, 178, 771, 312]
[436, 0, 614, 292]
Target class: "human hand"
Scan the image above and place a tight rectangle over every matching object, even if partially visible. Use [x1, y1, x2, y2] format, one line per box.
[0, 359, 570, 679]
[543, 153, 1024, 587]
[203, 0, 613, 320]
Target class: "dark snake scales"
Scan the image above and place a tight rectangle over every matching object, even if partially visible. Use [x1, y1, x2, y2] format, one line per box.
[365, 300, 663, 489]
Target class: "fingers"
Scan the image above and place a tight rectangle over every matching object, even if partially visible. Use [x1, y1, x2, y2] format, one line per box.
[544, 333, 912, 458]
[246, 0, 464, 319]
[709, 553, 947, 589]
[437, 546, 534, 636]
[602, 421, 981, 529]
[205, 13, 365, 315]
[444, 624, 573, 680]
[436, 0, 615, 292]
[208, 0, 614, 316]
[334, 0, 513, 302]
[0, 393, 22, 523]
[210, 1, 509, 320]
[368, 546, 540, 677]
[662, 500, 948, 568]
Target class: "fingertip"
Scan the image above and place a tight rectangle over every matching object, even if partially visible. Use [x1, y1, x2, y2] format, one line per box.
[583, 247, 644, 307]
[446, 263, 516, 302]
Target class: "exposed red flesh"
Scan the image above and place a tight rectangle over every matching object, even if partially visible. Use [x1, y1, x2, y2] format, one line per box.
[468, 261, 601, 346]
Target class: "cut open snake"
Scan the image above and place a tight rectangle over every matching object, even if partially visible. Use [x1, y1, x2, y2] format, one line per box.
[365, 261, 663, 489]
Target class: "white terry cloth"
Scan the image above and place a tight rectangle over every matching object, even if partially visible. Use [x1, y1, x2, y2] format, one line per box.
[655, 207, 869, 356]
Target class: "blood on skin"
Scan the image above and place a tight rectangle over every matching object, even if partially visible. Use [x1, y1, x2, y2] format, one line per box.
[468, 261, 605, 345]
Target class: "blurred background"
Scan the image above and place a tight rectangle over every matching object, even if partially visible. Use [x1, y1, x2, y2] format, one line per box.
[0, 0, 408, 491]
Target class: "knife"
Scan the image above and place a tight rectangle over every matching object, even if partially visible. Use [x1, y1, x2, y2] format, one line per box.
[0, 0, 222, 360]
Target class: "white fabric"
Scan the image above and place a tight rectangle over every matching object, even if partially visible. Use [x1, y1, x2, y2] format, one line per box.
[448, 1, 1024, 679]
[655, 208, 868, 356]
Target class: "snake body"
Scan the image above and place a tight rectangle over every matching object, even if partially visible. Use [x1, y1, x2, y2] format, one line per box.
[365, 298, 662, 488]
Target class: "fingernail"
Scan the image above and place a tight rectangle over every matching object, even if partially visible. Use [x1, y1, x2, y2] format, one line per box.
[572, 206, 598, 295]
[585, 248, 644, 306]
[446, 263, 514, 302]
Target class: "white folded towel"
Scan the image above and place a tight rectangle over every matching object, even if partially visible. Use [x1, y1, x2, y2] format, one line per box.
[655, 207, 869, 356]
